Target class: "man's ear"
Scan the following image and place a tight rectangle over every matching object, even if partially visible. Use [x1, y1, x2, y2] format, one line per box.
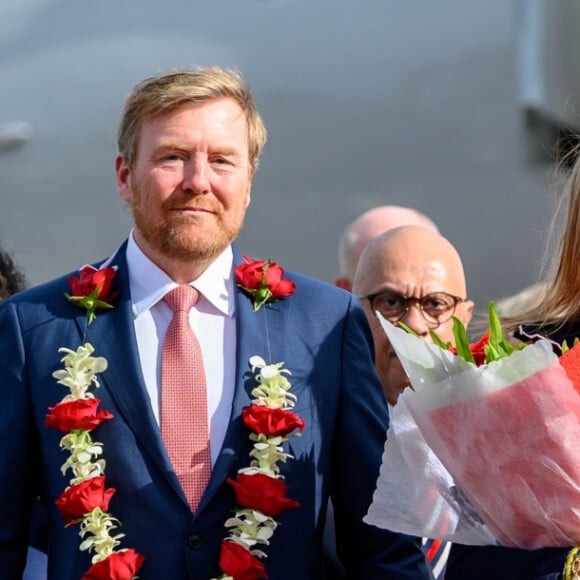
[462, 299, 475, 327]
[334, 277, 352, 291]
[115, 155, 132, 203]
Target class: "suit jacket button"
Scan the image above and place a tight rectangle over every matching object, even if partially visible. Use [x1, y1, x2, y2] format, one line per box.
[187, 534, 202, 550]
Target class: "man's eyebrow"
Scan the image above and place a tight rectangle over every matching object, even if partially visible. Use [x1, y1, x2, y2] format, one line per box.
[150, 142, 186, 155]
[210, 145, 248, 158]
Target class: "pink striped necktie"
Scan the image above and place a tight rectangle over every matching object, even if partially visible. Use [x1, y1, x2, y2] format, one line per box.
[161, 285, 211, 512]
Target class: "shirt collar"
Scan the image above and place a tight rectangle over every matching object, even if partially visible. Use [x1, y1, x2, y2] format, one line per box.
[126, 231, 235, 318]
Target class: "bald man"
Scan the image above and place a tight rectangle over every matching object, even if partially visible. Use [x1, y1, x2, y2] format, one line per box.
[352, 226, 473, 580]
[335, 205, 439, 291]
[353, 225, 474, 409]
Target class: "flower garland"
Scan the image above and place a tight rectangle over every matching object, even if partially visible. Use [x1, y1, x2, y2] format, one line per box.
[46, 264, 144, 580]
[235, 255, 296, 311]
[213, 356, 305, 580]
[46, 345, 144, 580]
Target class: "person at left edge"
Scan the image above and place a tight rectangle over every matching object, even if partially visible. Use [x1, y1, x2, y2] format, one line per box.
[0, 246, 48, 580]
[0, 67, 430, 579]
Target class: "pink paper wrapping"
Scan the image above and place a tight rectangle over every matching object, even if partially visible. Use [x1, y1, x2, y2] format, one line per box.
[366, 317, 580, 548]
[425, 357, 580, 548]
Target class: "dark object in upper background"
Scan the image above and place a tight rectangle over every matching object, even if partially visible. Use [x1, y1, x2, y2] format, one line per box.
[517, 0, 580, 167]
[0, 248, 27, 300]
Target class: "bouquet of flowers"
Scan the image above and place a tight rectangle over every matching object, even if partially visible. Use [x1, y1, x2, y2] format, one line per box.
[365, 303, 580, 549]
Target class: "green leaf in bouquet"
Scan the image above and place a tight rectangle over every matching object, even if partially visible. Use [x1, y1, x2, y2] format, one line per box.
[399, 321, 458, 356]
[428, 327, 453, 351]
[397, 301, 525, 366]
[397, 321, 419, 338]
[400, 320, 458, 358]
[451, 316, 476, 364]
[484, 301, 524, 362]
[398, 321, 453, 350]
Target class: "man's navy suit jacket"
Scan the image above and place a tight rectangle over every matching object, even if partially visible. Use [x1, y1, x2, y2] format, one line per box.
[446, 544, 567, 580]
[0, 243, 430, 579]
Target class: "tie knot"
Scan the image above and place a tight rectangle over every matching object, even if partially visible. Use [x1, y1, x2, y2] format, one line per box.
[164, 285, 199, 313]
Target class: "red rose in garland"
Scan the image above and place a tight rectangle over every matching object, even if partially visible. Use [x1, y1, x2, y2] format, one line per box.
[242, 405, 305, 437]
[235, 255, 296, 311]
[228, 473, 300, 517]
[218, 539, 268, 580]
[66, 265, 118, 324]
[81, 549, 145, 580]
[45, 398, 113, 432]
[55, 476, 116, 525]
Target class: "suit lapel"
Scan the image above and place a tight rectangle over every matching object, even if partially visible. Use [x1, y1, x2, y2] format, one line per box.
[85, 245, 177, 490]
[81, 244, 295, 513]
[200, 248, 292, 508]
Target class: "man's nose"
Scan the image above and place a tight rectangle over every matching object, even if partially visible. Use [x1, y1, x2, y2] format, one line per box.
[183, 159, 210, 194]
[400, 303, 430, 337]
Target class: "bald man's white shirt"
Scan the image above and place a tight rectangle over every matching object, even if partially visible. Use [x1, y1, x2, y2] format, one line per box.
[127, 232, 236, 466]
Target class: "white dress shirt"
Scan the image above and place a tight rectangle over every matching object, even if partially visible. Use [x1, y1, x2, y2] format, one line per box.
[126, 232, 236, 466]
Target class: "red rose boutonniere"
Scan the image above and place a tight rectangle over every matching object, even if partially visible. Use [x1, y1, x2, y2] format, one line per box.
[235, 255, 296, 311]
[66, 265, 118, 324]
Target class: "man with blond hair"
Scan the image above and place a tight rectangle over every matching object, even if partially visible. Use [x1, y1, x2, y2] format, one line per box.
[0, 68, 430, 579]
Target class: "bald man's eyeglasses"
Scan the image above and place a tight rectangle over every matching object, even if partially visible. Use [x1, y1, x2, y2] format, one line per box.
[359, 290, 464, 328]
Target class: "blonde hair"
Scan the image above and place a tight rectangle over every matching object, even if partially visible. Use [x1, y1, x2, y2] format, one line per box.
[505, 146, 580, 331]
[117, 67, 268, 173]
